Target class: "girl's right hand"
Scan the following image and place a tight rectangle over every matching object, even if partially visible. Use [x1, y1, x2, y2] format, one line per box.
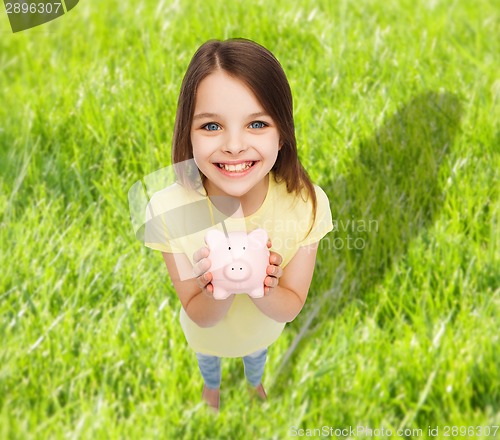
[192, 246, 214, 297]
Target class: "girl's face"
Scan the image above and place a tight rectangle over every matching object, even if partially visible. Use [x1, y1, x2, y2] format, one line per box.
[190, 70, 280, 201]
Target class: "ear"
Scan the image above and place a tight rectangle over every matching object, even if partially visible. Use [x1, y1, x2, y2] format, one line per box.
[248, 228, 268, 247]
[205, 229, 226, 249]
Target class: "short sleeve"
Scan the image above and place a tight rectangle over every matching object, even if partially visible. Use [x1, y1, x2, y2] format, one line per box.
[143, 199, 183, 253]
[298, 185, 333, 247]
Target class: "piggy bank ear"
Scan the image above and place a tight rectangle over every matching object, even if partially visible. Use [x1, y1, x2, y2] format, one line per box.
[205, 229, 226, 249]
[248, 228, 268, 248]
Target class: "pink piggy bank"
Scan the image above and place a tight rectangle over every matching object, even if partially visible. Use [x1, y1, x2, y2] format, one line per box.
[205, 228, 270, 300]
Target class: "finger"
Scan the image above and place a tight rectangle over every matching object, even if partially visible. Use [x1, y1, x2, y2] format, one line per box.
[267, 265, 283, 278]
[193, 258, 211, 277]
[264, 275, 278, 288]
[267, 239, 272, 248]
[201, 282, 214, 298]
[193, 247, 209, 264]
[264, 285, 274, 296]
[196, 271, 212, 289]
[269, 251, 283, 266]
[196, 273, 207, 290]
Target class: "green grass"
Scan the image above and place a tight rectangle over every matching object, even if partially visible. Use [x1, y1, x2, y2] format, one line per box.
[1, 0, 499, 438]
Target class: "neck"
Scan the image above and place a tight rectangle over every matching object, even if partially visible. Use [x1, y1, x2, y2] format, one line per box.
[239, 173, 269, 216]
[204, 174, 270, 218]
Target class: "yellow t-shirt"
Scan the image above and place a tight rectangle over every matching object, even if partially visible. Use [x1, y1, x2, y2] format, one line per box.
[144, 172, 333, 357]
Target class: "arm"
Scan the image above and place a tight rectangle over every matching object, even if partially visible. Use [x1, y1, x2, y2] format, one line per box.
[161, 251, 234, 328]
[250, 242, 319, 323]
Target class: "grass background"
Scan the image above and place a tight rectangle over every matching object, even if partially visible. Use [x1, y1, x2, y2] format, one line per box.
[1, 0, 499, 438]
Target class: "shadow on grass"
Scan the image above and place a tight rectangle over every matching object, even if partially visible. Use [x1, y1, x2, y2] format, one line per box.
[272, 90, 463, 390]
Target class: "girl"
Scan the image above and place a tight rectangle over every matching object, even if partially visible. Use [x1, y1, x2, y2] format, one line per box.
[144, 38, 333, 411]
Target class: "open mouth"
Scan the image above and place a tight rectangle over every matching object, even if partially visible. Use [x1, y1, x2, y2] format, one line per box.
[214, 161, 256, 173]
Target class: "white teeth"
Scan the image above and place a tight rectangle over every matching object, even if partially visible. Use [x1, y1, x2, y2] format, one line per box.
[218, 161, 253, 172]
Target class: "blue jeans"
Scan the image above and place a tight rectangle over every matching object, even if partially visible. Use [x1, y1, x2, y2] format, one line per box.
[195, 347, 268, 389]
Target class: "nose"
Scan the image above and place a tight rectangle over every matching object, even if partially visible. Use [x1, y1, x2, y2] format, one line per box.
[223, 260, 252, 281]
[224, 145, 247, 155]
[223, 130, 247, 155]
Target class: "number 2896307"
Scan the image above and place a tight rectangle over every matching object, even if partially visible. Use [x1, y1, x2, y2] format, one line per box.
[5, 2, 63, 14]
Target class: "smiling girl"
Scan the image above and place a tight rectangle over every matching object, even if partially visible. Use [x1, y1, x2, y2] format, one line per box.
[145, 38, 333, 411]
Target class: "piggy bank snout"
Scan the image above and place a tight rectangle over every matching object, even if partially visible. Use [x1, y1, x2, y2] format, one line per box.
[223, 259, 252, 281]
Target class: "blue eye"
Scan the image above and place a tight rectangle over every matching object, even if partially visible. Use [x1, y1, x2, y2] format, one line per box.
[249, 121, 267, 129]
[203, 123, 220, 131]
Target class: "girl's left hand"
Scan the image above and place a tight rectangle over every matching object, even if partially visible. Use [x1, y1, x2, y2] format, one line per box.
[264, 239, 283, 295]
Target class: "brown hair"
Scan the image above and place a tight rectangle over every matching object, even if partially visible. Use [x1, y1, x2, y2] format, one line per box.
[171, 38, 317, 236]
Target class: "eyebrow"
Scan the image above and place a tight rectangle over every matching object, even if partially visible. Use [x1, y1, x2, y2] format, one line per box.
[193, 111, 270, 121]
